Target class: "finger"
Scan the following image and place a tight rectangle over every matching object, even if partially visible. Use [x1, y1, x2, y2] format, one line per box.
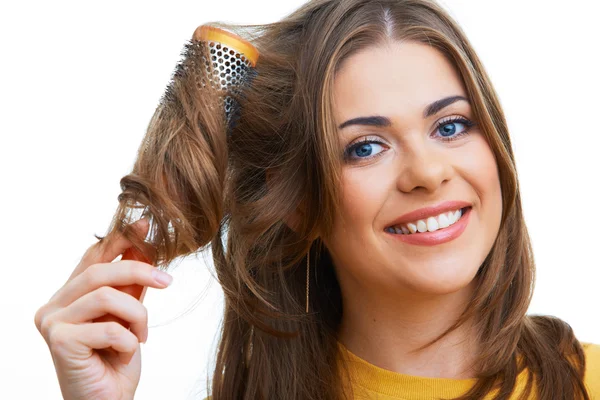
[69, 217, 151, 281]
[54, 286, 148, 344]
[98, 218, 151, 264]
[50, 321, 140, 365]
[49, 260, 172, 310]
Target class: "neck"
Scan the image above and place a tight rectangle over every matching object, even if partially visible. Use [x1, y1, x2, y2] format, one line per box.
[337, 277, 480, 379]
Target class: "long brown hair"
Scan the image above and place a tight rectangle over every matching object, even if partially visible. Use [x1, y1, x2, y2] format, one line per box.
[95, 0, 590, 398]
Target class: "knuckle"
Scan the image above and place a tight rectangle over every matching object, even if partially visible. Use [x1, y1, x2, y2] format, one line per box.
[95, 286, 115, 307]
[34, 305, 47, 332]
[122, 260, 146, 283]
[46, 322, 67, 349]
[39, 314, 56, 340]
[105, 322, 124, 343]
[124, 260, 141, 277]
[117, 261, 132, 280]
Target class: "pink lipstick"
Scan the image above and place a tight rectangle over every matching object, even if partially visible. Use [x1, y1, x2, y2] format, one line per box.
[385, 206, 472, 246]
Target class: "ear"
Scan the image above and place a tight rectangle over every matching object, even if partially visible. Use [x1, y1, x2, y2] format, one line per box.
[266, 168, 305, 233]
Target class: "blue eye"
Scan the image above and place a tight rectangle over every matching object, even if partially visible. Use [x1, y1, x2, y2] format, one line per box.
[434, 116, 475, 141]
[344, 139, 386, 161]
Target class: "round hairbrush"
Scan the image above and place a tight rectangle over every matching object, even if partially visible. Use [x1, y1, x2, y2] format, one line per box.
[192, 25, 259, 132]
[153, 24, 260, 136]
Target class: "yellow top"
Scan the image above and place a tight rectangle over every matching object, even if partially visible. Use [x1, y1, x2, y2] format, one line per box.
[203, 341, 600, 399]
[337, 340, 600, 399]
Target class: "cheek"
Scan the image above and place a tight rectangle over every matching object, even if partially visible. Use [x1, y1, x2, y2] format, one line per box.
[327, 169, 391, 269]
[481, 142, 502, 210]
[339, 168, 390, 229]
[459, 135, 503, 224]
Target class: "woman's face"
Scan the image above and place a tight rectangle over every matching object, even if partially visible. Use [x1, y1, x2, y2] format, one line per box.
[325, 41, 502, 297]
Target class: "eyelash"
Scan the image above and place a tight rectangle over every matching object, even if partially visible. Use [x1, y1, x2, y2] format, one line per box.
[343, 116, 476, 162]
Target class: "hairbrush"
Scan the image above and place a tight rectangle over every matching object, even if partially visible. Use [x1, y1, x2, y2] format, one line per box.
[156, 24, 260, 136]
[192, 25, 259, 132]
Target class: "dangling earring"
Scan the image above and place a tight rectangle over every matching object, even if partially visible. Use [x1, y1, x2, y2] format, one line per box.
[306, 250, 310, 313]
[245, 325, 254, 367]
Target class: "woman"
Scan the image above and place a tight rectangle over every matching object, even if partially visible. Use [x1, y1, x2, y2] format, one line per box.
[34, 0, 599, 399]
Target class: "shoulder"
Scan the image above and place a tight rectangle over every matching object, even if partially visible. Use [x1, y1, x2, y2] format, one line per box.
[582, 341, 600, 397]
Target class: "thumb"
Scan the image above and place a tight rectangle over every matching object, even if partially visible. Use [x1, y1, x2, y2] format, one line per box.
[90, 217, 151, 266]
[70, 217, 152, 282]
[108, 217, 151, 259]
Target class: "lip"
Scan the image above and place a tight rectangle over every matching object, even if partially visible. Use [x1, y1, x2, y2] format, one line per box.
[385, 206, 472, 246]
[386, 200, 472, 228]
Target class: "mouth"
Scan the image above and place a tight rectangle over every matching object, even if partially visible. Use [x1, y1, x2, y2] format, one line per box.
[385, 206, 471, 235]
[384, 206, 472, 246]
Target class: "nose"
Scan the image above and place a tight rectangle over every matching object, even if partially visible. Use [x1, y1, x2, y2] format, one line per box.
[395, 137, 453, 194]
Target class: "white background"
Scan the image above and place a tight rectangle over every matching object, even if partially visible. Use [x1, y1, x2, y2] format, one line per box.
[2, 0, 599, 399]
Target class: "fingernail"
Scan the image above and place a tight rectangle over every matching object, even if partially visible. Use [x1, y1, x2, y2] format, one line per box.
[152, 269, 173, 286]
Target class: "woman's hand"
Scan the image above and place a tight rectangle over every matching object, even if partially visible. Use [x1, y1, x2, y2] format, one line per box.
[34, 218, 173, 400]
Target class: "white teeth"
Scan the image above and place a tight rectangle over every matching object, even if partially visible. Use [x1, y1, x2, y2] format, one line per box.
[438, 213, 450, 228]
[407, 222, 417, 234]
[454, 209, 462, 222]
[426, 216, 439, 232]
[448, 211, 456, 224]
[387, 207, 467, 235]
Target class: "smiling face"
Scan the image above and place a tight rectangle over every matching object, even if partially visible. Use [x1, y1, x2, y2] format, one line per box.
[324, 40, 502, 298]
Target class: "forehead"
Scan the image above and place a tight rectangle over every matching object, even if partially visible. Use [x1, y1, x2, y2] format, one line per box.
[332, 41, 466, 124]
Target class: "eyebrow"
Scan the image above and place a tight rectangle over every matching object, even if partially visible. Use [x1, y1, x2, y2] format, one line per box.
[337, 95, 469, 130]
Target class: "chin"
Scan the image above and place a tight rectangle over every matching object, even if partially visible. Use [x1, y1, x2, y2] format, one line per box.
[399, 262, 480, 296]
